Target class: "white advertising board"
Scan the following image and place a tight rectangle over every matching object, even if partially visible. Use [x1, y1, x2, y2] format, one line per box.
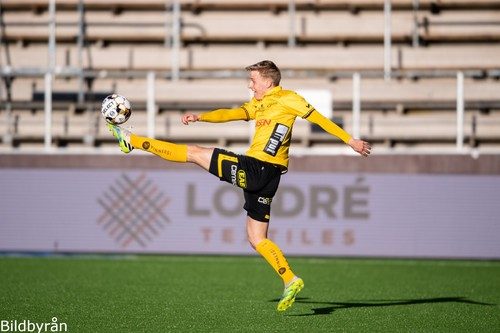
[1, 169, 499, 258]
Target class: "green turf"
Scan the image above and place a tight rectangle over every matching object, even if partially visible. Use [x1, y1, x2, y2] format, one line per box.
[0, 256, 499, 332]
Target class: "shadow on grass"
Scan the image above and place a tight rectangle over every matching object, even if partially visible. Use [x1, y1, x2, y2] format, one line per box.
[269, 297, 496, 316]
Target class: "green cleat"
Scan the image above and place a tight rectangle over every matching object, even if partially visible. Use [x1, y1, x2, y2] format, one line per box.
[277, 277, 304, 312]
[107, 123, 133, 154]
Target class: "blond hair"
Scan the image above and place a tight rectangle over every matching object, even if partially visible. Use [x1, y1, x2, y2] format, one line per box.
[245, 60, 281, 86]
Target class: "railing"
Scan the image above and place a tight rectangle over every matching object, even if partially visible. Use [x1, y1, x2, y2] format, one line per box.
[0, 67, 478, 153]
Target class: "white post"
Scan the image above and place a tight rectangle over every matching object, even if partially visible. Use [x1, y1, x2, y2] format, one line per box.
[77, 0, 85, 104]
[44, 72, 53, 151]
[3, 87, 13, 146]
[171, 0, 181, 81]
[352, 72, 361, 139]
[412, 0, 420, 48]
[48, 0, 56, 71]
[164, 1, 171, 48]
[45, 0, 56, 151]
[288, 0, 296, 48]
[147, 71, 156, 138]
[383, 0, 392, 81]
[456, 71, 464, 151]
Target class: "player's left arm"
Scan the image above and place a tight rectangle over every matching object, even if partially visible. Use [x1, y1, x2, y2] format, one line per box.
[305, 110, 371, 157]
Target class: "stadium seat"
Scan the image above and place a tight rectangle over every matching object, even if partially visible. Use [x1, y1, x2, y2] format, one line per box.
[1, 0, 500, 151]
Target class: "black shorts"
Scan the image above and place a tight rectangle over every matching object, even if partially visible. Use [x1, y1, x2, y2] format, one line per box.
[209, 148, 282, 223]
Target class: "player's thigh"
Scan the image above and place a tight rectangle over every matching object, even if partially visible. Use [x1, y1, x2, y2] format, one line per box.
[243, 191, 274, 223]
[207, 148, 242, 184]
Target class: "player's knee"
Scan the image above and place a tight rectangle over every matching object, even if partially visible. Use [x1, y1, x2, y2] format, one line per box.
[247, 235, 258, 250]
[186, 145, 203, 160]
[246, 216, 269, 249]
[247, 232, 264, 250]
[187, 145, 213, 168]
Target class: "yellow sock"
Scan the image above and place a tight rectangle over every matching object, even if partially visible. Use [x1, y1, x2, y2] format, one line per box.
[131, 135, 187, 163]
[256, 238, 296, 285]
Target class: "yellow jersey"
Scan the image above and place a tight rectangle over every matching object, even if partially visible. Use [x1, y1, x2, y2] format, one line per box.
[199, 86, 351, 170]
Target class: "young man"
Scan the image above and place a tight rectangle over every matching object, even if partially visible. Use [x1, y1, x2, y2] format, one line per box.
[107, 60, 371, 312]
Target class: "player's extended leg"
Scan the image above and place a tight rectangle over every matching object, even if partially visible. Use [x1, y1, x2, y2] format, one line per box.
[107, 124, 213, 170]
[247, 217, 304, 312]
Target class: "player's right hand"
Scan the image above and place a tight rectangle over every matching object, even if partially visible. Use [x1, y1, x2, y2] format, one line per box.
[181, 113, 199, 125]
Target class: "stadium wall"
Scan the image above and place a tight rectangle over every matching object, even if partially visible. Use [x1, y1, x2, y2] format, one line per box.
[1, 154, 499, 259]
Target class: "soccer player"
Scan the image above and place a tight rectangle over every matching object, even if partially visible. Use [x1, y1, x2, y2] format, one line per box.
[107, 60, 371, 311]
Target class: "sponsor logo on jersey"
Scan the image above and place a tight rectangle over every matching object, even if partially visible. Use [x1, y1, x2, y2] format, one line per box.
[256, 119, 272, 127]
[264, 123, 289, 156]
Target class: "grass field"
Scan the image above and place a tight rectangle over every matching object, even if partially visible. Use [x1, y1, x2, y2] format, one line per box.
[0, 255, 499, 332]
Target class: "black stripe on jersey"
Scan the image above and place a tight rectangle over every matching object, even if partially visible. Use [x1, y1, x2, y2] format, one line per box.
[302, 108, 316, 119]
[241, 106, 250, 121]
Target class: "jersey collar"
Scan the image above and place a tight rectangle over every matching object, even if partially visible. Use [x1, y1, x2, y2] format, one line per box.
[253, 86, 282, 102]
[264, 86, 282, 98]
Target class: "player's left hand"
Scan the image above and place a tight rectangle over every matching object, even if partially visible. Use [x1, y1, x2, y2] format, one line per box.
[348, 138, 371, 157]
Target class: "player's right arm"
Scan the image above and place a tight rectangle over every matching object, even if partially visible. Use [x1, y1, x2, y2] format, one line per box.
[182, 107, 250, 125]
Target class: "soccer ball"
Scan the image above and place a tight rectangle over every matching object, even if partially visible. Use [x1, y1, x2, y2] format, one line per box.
[101, 94, 132, 125]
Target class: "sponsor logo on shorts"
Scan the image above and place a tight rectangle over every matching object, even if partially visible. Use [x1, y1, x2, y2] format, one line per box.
[230, 165, 238, 187]
[142, 141, 150, 150]
[230, 166, 247, 189]
[237, 170, 247, 189]
[258, 197, 272, 205]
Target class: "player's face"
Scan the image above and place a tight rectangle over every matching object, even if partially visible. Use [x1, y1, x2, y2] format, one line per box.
[248, 70, 273, 100]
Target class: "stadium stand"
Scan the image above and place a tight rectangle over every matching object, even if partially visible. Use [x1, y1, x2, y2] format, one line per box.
[1, 0, 499, 152]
